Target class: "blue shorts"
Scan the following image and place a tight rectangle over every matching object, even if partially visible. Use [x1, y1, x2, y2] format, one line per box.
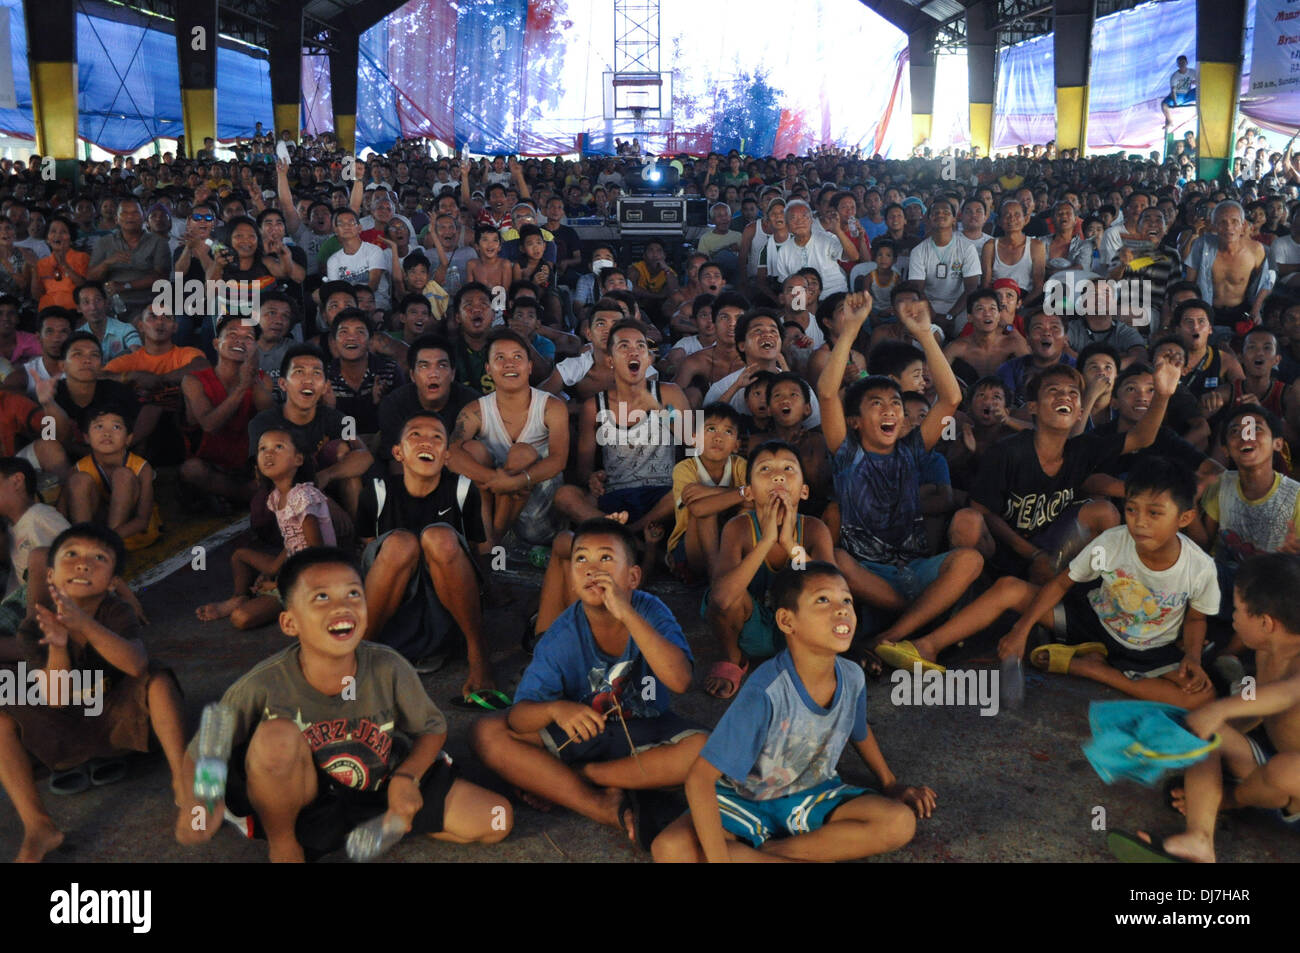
[599, 485, 672, 524]
[1162, 90, 1196, 108]
[700, 587, 783, 660]
[716, 777, 871, 848]
[858, 551, 952, 601]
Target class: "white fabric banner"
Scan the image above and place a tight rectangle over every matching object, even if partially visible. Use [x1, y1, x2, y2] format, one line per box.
[1249, 0, 1300, 94]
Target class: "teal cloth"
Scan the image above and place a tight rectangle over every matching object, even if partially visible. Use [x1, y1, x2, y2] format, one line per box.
[1082, 700, 1219, 787]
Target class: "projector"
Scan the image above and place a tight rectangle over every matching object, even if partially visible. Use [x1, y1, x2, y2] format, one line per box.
[617, 197, 708, 236]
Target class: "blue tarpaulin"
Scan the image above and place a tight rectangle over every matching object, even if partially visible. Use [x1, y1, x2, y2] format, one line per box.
[0, 0, 271, 153]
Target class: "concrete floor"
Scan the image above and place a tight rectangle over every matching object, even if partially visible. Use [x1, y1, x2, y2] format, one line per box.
[3, 536, 1296, 864]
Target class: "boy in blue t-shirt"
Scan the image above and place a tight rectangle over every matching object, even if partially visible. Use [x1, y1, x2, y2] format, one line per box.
[652, 562, 935, 862]
[816, 291, 983, 673]
[471, 518, 706, 844]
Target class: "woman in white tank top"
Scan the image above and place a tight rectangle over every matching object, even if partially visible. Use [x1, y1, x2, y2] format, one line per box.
[982, 197, 1045, 297]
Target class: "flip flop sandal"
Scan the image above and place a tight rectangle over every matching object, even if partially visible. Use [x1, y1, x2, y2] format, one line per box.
[874, 640, 946, 674]
[1107, 830, 1188, 863]
[88, 757, 128, 787]
[448, 689, 513, 711]
[1029, 641, 1108, 675]
[619, 789, 687, 852]
[49, 765, 90, 796]
[704, 659, 749, 700]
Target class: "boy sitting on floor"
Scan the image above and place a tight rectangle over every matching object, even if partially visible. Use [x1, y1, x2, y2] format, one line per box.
[1147, 553, 1300, 862]
[704, 440, 836, 699]
[176, 546, 511, 862]
[665, 402, 747, 582]
[908, 456, 1218, 706]
[472, 518, 705, 847]
[63, 403, 161, 551]
[0, 523, 186, 862]
[817, 291, 983, 673]
[966, 358, 1182, 585]
[652, 562, 935, 862]
[358, 412, 495, 694]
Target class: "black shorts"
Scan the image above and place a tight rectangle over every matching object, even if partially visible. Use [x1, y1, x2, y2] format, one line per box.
[1052, 581, 1185, 678]
[541, 710, 705, 766]
[225, 742, 456, 861]
[993, 501, 1090, 576]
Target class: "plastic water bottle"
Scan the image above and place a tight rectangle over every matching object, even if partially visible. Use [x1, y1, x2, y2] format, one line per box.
[445, 263, 461, 292]
[109, 292, 126, 315]
[1000, 656, 1025, 710]
[193, 703, 236, 805]
[346, 813, 407, 862]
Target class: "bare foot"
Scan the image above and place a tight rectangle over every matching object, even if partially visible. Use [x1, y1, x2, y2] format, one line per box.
[1143, 829, 1216, 863]
[599, 786, 626, 832]
[175, 804, 212, 845]
[515, 788, 554, 812]
[196, 596, 246, 622]
[1167, 781, 1239, 817]
[16, 818, 64, 862]
[617, 791, 639, 842]
[905, 636, 940, 662]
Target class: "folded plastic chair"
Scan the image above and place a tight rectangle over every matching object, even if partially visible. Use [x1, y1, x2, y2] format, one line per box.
[1082, 700, 1221, 787]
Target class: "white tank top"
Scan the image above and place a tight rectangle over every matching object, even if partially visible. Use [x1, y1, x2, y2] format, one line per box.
[747, 219, 775, 277]
[477, 387, 552, 465]
[993, 237, 1036, 293]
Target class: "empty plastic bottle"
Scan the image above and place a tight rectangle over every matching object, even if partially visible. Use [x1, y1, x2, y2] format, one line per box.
[193, 703, 236, 805]
[346, 813, 407, 862]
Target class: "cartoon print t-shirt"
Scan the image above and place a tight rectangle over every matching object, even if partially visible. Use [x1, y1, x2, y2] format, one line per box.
[1067, 526, 1219, 650]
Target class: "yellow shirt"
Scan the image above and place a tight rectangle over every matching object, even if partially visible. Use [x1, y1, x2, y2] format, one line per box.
[667, 454, 748, 556]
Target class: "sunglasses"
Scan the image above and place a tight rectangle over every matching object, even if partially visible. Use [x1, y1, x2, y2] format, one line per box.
[192, 213, 215, 222]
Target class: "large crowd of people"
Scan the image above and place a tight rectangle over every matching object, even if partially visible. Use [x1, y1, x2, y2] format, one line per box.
[1, 126, 1300, 863]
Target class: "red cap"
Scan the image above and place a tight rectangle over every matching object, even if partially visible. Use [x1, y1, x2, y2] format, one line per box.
[991, 277, 1023, 297]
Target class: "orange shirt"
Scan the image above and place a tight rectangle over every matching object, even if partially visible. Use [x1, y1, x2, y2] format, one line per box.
[0, 391, 41, 457]
[105, 345, 205, 376]
[36, 251, 91, 311]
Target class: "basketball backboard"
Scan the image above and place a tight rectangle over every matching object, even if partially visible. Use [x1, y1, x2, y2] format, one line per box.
[602, 71, 671, 121]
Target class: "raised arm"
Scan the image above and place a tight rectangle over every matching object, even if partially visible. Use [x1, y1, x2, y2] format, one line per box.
[816, 291, 872, 453]
[896, 298, 961, 449]
[276, 159, 301, 233]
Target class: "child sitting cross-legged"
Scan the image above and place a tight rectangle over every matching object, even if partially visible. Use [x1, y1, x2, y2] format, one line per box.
[176, 547, 511, 862]
[652, 562, 935, 862]
[816, 291, 983, 675]
[0, 523, 187, 862]
[703, 439, 836, 699]
[472, 518, 706, 849]
[196, 427, 342, 630]
[63, 403, 161, 551]
[907, 455, 1219, 706]
[665, 402, 747, 583]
